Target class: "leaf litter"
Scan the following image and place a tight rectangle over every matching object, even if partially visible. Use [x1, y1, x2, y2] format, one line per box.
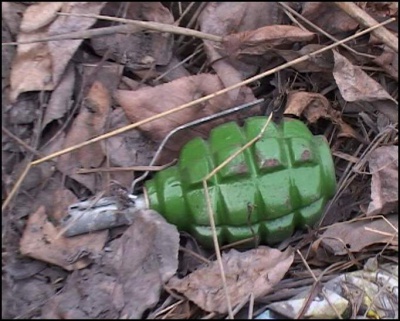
[2, 2, 398, 319]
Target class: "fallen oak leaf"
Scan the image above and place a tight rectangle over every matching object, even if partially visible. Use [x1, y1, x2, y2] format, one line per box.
[167, 246, 294, 314]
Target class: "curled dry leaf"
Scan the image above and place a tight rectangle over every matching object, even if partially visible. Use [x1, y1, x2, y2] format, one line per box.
[168, 246, 294, 314]
[222, 25, 315, 57]
[285, 91, 331, 123]
[367, 146, 398, 216]
[332, 50, 396, 103]
[115, 73, 255, 161]
[20, 204, 108, 271]
[285, 91, 368, 143]
[10, 2, 105, 102]
[57, 81, 111, 193]
[320, 214, 398, 255]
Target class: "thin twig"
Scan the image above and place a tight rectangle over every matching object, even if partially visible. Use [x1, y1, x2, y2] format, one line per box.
[334, 2, 398, 53]
[174, 2, 196, 26]
[2, 18, 394, 212]
[202, 180, 234, 319]
[57, 12, 223, 42]
[2, 126, 43, 158]
[176, 2, 208, 48]
[2, 25, 144, 46]
[201, 114, 273, 319]
[179, 246, 211, 265]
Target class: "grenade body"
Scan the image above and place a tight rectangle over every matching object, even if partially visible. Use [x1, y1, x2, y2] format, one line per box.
[144, 117, 336, 248]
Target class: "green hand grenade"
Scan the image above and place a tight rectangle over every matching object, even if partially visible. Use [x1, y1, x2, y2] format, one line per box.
[144, 117, 336, 248]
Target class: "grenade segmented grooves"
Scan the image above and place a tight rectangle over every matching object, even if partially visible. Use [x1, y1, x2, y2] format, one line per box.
[144, 117, 336, 248]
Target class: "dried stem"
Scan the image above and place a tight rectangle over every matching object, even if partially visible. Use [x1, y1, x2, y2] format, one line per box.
[200, 113, 273, 319]
[57, 12, 222, 42]
[2, 25, 144, 46]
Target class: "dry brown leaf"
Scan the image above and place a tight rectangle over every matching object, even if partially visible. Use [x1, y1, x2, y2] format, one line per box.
[115, 73, 255, 162]
[367, 146, 398, 216]
[91, 2, 174, 69]
[168, 246, 294, 314]
[301, 2, 359, 35]
[223, 25, 315, 57]
[10, 27, 54, 102]
[57, 81, 111, 193]
[320, 215, 398, 255]
[20, 205, 108, 271]
[285, 91, 331, 122]
[19, 2, 63, 32]
[285, 91, 366, 143]
[42, 63, 75, 129]
[114, 209, 180, 318]
[10, 2, 105, 102]
[47, 2, 106, 85]
[199, 2, 292, 100]
[42, 209, 179, 319]
[332, 50, 395, 103]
